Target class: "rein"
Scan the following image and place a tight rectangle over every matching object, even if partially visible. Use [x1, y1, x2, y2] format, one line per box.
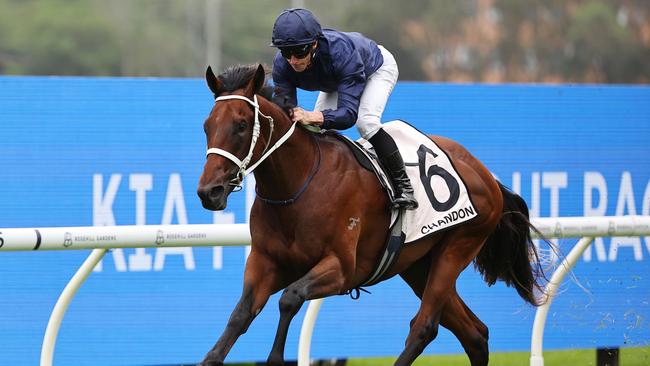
[255, 134, 321, 205]
[206, 94, 298, 191]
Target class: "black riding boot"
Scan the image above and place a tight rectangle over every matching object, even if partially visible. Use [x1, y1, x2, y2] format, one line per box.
[369, 128, 418, 210]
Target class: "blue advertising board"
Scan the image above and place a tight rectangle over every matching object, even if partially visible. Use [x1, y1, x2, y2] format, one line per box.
[0, 76, 648, 365]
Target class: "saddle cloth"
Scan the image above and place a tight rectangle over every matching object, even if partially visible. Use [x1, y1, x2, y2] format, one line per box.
[354, 120, 478, 244]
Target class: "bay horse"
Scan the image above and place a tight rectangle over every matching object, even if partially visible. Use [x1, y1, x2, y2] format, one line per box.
[196, 64, 543, 366]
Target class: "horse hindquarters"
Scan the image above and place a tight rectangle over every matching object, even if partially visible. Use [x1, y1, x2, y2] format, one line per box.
[474, 182, 544, 306]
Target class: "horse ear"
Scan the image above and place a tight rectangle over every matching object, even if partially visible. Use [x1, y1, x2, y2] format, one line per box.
[206, 66, 222, 96]
[245, 64, 266, 97]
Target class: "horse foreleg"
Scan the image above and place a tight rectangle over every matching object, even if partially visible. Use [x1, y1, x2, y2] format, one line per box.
[267, 255, 345, 366]
[200, 252, 281, 366]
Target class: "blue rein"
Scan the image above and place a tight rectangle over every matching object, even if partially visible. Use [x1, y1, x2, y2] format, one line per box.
[256, 134, 321, 205]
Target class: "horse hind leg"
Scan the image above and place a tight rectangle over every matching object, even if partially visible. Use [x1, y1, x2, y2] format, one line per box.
[441, 292, 489, 366]
[267, 255, 346, 366]
[395, 234, 488, 366]
[400, 260, 489, 366]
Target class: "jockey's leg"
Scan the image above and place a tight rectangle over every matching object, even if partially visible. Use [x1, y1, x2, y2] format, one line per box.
[370, 128, 418, 210]
[357, 46, 417, 210]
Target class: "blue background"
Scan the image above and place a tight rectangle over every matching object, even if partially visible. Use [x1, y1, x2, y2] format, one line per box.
[0, 76, 649, 365]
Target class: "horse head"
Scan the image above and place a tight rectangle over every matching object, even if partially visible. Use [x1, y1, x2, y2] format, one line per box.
[197, 64, 270, 210]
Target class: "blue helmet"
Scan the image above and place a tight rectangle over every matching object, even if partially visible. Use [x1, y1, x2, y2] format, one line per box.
[271, 8, 322, 47]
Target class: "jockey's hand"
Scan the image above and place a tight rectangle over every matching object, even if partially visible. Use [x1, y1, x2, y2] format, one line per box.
[291, 107, 324, 126]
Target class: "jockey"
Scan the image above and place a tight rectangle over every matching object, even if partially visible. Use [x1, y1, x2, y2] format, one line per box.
[270, 8, 418, 210]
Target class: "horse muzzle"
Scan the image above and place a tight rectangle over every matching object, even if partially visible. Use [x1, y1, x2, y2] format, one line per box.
[197, 183, 230, 211]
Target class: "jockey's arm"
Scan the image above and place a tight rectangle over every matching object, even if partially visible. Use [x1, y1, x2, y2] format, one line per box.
[271, 57, 298, 110]
[319, 47, 366, 130]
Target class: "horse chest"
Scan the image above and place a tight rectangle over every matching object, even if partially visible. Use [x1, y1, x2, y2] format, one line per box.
[278, 240, 317, 262]
[256, 234, 320, 272]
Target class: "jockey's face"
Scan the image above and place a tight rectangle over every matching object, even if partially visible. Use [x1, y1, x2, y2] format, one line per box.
[285, 42, 317, 73]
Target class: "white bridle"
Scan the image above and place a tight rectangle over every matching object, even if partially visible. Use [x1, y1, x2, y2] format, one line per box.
[206, 94, 297, 190]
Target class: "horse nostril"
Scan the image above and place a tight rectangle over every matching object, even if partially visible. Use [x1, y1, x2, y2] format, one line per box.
[197, 184, 227, 210]
[197, 185, 223, 202]
[209, 185, 225, 200]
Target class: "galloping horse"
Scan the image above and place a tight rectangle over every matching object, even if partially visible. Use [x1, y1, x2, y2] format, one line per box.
[196, 64, 543, 366]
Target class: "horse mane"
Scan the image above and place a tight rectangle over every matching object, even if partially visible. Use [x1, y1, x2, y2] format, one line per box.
[217, 64, 293, 116]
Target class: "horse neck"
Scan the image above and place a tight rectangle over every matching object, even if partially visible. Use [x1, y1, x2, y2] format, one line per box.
[254, 98, 316, 199]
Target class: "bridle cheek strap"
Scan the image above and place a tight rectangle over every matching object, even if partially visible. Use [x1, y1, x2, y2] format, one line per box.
[206, 94, 296, 188]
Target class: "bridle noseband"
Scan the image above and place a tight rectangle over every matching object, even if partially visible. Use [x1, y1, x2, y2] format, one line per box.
[206, 94, 297, 190]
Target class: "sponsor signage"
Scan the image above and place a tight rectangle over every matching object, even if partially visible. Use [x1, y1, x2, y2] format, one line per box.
[0, 77, 648, 364]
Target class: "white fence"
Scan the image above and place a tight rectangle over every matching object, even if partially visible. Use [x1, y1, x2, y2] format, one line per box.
[528, 215, 650, 366]
[2, 215, 649, 366]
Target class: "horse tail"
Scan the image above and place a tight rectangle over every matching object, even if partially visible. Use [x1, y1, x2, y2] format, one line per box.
[474, 181, 545, 306]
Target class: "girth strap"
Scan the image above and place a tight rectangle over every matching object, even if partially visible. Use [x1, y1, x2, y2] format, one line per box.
[361, 209, 405, 287]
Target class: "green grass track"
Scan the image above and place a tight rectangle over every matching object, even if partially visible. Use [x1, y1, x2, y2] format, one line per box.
[224, 346, 649, 365]
[346, 346, 650, 366]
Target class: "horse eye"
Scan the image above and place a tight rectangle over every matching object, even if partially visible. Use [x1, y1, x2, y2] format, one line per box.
[237, 120, 247, 132]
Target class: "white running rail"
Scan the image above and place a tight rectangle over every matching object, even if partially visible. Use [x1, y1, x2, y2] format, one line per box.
[0, 224, 251, 251]
[528, 215, 650, 366]
[2, 216, 649, 366]
[0, 224, 250, 366]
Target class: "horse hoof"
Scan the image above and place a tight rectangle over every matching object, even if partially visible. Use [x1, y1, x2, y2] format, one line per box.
[197, 358, 224, 366]
[267, 355, 284, 366]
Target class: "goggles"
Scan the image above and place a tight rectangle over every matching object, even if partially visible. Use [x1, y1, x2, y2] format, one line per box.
[279, 43, 313, 59]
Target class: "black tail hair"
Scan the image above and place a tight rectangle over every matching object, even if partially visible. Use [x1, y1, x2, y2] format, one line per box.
[474, 181, 546, 306]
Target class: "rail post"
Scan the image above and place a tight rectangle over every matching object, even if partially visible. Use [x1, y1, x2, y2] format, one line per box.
[40, 248, 108, 366]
